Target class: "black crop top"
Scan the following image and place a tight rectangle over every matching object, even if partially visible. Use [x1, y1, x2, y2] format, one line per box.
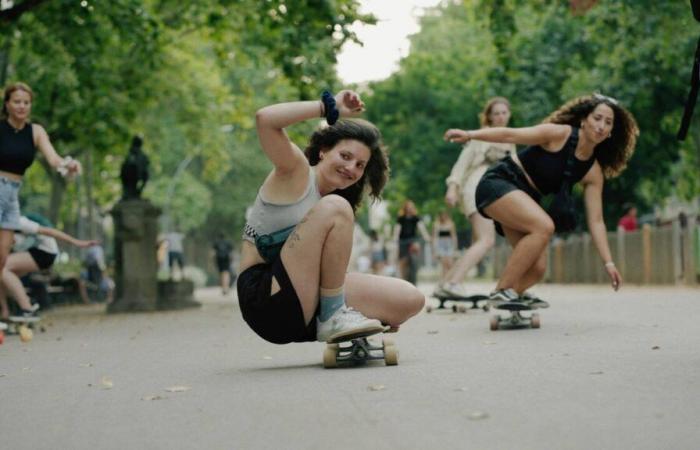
[0, 120, 36, 175]
[517, 127, 595, 195]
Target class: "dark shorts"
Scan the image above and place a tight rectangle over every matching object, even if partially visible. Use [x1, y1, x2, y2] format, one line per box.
[398, 239, 418, 258]
[216, 256, 231, 273]
[28, 248, 57, 270]
[475, 157, 542, 236]
[168, 251, 184, 268]
[236, 257, 318, 344]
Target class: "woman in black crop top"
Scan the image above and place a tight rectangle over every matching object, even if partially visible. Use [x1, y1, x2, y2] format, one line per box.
[444, 94, 638, 306]
[0, 82, 82, 277]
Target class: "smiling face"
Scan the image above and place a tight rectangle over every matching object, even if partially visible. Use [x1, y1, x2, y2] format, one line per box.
[4, 88, 32, 123]
[488, 102, 511, 127]
[582, 103, 614, 144]
[317, 139, 371, 191]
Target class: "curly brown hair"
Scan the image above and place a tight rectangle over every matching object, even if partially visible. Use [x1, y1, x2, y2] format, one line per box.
[304, 119, 390, 212]
[543, 94, 639, 178]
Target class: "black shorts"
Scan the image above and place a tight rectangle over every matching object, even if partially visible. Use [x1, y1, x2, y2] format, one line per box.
[236, 257, 318, 344]
[475, 157, 541, 236]
[28, 248, 57, 270]
[216, 256, 231, 273]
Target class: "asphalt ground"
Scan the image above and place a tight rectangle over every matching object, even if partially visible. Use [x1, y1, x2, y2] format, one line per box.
[1, 281, 699, 450]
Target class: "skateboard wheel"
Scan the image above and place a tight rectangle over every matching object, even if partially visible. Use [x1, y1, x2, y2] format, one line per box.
[382, 338, 395, 347]
[451, 305, 458, 313]
[482, 305, 490, 312]
[426, 305, 433, 313]
[19, 325, 33, 342]
[323, 347, 338, 368]
[384, 345, 399, 366]
[327, 343, 339, 350]
[531, 313, 541, 329]
[489, 316, 499, 331]
[457, 305, 468, 313]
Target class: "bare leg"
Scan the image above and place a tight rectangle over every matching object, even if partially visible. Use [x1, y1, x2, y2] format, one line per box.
[220, 271, 230, 293]
[482, 191, 554, 290]
[501, 227, 548, 294]
[443, 213, 495, 284]
[280, 195, 356, 324]
[344, 272, 424, 326]
[0, 285, 9, 319]
[0, 229, 13, 273]
[2, 253, 40, 311]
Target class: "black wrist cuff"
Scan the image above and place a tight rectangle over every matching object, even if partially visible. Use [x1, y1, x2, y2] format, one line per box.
[321, 90, 339, 125]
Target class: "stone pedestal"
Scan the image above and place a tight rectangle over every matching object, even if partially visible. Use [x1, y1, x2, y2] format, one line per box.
[157, 279, 200, 310]
[108, 199, 161, 313]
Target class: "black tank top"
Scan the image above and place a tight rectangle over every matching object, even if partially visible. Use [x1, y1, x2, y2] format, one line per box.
[0, 120, 36, 175]
[517, 127, 595, 195]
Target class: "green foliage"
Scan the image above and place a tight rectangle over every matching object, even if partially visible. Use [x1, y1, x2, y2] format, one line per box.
[368, 0, 700, 226]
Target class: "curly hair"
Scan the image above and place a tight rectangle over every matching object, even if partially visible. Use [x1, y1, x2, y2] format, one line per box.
[479, 97, 510, 128]
[304, 119, 390, 212]
[543, 94, 638, 178]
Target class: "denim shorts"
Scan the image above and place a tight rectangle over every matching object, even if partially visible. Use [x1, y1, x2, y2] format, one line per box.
[236, 256, 318, 344]
[0, 175, 22, 231]
[475, 157, 541, 236]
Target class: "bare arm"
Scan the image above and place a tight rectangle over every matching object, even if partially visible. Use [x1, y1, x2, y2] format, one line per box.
[37, 225, 99, 248]
[444, 123, 567, 148]
[33, 124, 81, 176]
[582, 163, 621, 291]
[255, 90, 365, 175]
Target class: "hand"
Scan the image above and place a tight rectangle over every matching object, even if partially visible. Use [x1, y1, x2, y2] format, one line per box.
[445, 185, 459, 207]
[606, 264, 622, 291]
[335, 90, 365, 117]
[76, 239, 100, 248]
[443, 129, 471, 144]
[58, 157, 82, 179]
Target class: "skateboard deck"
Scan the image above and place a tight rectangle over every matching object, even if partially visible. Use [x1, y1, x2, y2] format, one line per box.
[428, 293, 490, 313]
[489, 301, 541, 330]
[323, 326, 398, 368]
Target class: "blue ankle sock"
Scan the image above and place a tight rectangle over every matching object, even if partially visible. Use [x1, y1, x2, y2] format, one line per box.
[319, 288, 345, 322]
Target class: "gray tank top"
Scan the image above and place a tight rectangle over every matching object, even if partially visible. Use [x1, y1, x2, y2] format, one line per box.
[242, 167, 322, 243]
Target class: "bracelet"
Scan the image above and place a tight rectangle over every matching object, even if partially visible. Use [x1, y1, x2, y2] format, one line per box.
[321, 90, 339, 125]
[605, 261, 615, 268]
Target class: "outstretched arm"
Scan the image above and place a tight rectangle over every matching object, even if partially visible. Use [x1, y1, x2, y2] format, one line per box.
[37, 226, 99, 249]
[582, 164, 621, 291]
[444, 123, 567, 148]
[255, 90, 365, 174]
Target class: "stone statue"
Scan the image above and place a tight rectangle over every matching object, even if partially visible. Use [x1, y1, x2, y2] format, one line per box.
[120, 136, 150, 200]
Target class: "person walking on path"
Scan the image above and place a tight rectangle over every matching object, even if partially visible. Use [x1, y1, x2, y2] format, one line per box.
[444, 93, 638, 307]
[438, 97, 515, 297]
[237, 89, 424, 344]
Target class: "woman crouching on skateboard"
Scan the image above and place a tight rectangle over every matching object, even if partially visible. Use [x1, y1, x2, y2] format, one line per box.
[237, 90, 424, 344]
[443, 93, 638, 307]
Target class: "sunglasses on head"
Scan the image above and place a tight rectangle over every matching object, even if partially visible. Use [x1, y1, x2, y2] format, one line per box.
[593, 93, 618, 105]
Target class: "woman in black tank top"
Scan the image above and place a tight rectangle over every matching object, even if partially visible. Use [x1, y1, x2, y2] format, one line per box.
[1, 82, 82, 276]
[443, 94, 638, 305]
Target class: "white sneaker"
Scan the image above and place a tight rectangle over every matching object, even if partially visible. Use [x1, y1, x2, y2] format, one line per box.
[316, 306, 384, 343]
[442, 282, 466, 297]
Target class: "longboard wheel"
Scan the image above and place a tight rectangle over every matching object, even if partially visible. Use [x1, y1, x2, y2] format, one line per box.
[384, 345, 398, 366]
[426, 305, 433, 313]
[451, 304, 458, 313]
[323, 347, 338, 368]
[482, 305, 490, 312]
[382, 338, 395, 347]
[531, 313, 541, 329]
[19, 325, 33, 342]
[489, 316, 499, 331]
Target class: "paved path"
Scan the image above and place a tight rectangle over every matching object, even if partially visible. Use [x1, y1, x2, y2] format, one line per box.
[1, 282, 699, 450]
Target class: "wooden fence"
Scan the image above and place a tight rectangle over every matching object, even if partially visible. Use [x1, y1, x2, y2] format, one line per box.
[491, 218, 699, 285]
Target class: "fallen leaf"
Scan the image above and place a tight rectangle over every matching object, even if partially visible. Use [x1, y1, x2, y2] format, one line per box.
[165, 385, 191, 393]
[101, 376, 114, 389]
[467, 411, 489, 421]
[651, 346, 660, 350]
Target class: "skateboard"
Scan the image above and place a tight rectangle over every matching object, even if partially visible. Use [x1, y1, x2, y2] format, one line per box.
[427, 293, 490, 313]
[6, 317, 40, 342]
[323, 326, 398, 368]
[489, 301, 541, 331]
